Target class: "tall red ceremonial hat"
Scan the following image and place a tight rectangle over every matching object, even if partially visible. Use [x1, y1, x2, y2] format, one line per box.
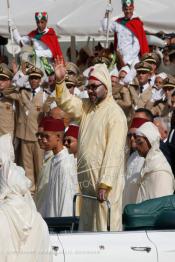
[130, 117, 149, 129]
[65, 125, 79, 139]
[43, 118, 65, 132]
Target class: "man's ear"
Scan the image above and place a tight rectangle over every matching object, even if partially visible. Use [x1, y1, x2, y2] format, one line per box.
[57, 132, 64, 142]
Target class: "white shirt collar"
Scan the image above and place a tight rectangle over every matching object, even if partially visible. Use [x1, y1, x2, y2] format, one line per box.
[32, 86, 42, 94]
[142, 82, 150, 92]
[38, 27, 49, 34]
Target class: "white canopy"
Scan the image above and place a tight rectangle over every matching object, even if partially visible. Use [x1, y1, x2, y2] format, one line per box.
[0, 0, 174, 37]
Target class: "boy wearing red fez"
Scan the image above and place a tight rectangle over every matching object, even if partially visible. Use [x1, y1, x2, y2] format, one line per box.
[64, 124, 79, 157]
[40, 117, 78, 217]
[35, 116, 54, 215]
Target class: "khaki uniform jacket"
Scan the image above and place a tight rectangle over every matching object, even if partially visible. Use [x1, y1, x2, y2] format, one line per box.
[3, 87, 48, 141]
[129, 83, 152, 110]
[0, 94, 15, 136]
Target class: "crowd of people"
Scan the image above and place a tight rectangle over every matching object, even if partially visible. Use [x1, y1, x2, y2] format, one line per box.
[0, 3, 175, 258]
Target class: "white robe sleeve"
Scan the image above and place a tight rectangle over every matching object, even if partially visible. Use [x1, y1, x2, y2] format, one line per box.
[35, 49, 52, 58]
[12, 28, 30, 45]
[101, 17, 119, 33]
[12, 28, 53, 58]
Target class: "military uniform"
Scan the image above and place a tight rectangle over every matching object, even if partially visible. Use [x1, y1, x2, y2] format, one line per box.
[0, 64, 16, 136]
[0, 96, 15, 136]
[129, 62, 153, 113]
[3, 67, 49, 192]
[141, 52, 161, 87]
[66, 62, 80, 78]
[146, 76, 175, 118]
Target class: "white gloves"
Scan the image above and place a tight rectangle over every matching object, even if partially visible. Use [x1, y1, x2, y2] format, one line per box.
[151, 89, 164, 102]
[8, 18, 16, 30]
[35, 50, 43, 57]
[106, 3, 113, 13]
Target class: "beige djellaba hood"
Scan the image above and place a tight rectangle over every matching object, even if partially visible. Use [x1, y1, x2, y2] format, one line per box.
[89, 63, 112, 96]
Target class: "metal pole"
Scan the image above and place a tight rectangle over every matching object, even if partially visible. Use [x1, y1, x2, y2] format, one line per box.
[7, 0, 15, 57]
[106, 0, 112, 49]
[73, 193, 111, 231]
[70, 36, 76, 63]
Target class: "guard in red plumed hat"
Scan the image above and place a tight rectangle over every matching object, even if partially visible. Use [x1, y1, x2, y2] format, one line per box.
[101, 0, 149, 69]
[10, 11, 63, 75]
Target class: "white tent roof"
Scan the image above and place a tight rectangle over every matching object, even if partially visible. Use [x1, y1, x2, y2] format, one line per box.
[57, 0, 175, 35]
[0, 0, 174, 38]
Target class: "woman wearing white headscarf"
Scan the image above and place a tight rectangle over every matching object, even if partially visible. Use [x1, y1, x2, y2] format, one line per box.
[135, 122, 174, 203]
[0, 134, 52, 262]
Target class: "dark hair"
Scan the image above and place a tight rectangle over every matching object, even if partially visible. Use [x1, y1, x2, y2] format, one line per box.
[135, 108, 154, 122]
[172, 90, 175, 97]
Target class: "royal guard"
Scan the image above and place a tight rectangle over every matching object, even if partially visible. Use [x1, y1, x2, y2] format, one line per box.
[10, 12, 63, 75]
[101, 0, 149, 69]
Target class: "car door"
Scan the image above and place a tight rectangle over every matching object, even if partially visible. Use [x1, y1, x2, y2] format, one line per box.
[147, 230, 175, 262]
[58, 231, 157, 262]
[49, 233, 64, 262]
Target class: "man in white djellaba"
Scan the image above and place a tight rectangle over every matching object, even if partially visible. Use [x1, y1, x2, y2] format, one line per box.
[0, 133, 52, 262]
[41, 117, 78, 217]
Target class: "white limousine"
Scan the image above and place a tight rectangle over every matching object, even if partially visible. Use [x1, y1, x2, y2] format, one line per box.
[46, 194, 175, 262]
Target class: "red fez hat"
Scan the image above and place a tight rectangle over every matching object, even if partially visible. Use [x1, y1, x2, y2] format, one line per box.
[65, 125, 79, 139]
[130, 117, 149, 129]
[43, 118, 65, 132]
[39, 116, 54, 128]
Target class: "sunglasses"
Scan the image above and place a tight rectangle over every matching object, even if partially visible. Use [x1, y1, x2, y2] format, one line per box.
[63, 138, 73, 145]
[67, 70, 76, 75]
[86, 83, 103, 91]
[135, 139, 145, 145]
[137, 71, 149, 75]
[0, 76, 9, 81]
[127, 132, 136, 139]
[66, 84, 75, 89]
[164, 87, 174, 91]
[29, 76, 41, 80]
